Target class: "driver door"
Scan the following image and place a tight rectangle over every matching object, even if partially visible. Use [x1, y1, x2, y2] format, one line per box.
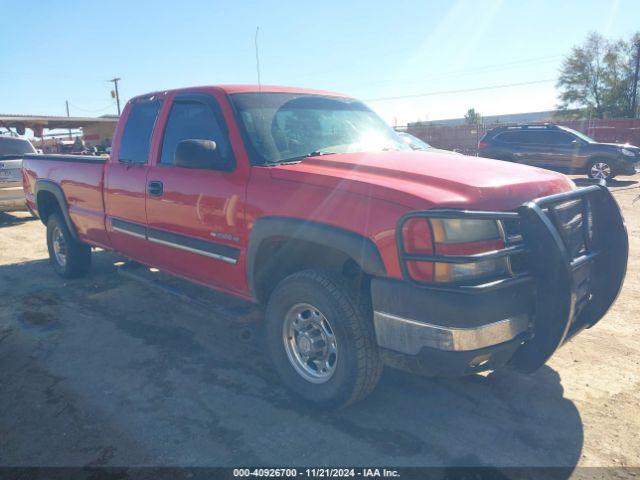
[144, 92, 248, 295]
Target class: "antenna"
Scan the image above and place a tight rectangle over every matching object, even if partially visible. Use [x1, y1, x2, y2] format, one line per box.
[254, 26, 262, 93]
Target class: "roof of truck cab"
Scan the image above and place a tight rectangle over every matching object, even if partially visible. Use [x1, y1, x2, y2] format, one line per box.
[218, 85, 348, 97]
[130, 85, 350, 101]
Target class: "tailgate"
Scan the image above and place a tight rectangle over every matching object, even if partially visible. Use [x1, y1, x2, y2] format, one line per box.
[0, 157, 23, 186]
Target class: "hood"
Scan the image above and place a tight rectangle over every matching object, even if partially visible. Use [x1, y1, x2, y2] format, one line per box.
[269, 151, 574, 211]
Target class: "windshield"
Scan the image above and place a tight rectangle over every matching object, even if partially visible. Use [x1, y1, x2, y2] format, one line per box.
[0, 137, 36, 155]
[230, 92, 410, 164]
[560, 126, 595, 143]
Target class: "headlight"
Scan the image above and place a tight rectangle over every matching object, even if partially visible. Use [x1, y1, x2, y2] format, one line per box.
[430, 219, 507, 283]
[431, 218, 501, 243]
[435, 258, 508, 283]
[621, 148, 635, 157]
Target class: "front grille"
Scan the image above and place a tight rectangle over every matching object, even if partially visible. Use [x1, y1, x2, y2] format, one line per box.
[547, 199, 591, 259]
[500, 197, 593, 282]
[503, 197, 595, 319]
[502, 218, 527, 275]
[502, 198, 592, 262]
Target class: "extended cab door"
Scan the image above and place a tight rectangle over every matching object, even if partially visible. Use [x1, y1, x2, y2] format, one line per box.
[144, 91, 248, 295]
[104, 95, 164, 264]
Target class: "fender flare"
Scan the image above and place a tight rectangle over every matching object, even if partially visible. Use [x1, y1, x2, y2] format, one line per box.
[34, 179, 79, 240]
[247, 216, 386, 298]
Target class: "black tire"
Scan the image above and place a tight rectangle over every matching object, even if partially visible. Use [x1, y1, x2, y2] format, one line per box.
[265, 269, 383, 409]
[46, 212, 92, 278]
[587, 159, 616, 180]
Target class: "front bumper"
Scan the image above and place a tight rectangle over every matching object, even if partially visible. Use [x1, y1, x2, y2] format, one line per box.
[373, 183, 628, 376]
[371, 278, 535, 376]
[372, 276, 533, 376]
[0, 185, 27, 212]
[617, 159, 640, 175]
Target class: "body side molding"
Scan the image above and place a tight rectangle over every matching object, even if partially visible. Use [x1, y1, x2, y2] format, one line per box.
[110, 217, 240, 264]
[24, 154, 107, 164]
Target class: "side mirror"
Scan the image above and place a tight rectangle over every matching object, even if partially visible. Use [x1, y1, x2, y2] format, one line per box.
[175, 139, 232, 171]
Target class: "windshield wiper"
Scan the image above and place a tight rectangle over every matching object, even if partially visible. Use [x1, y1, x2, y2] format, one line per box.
[262, 150, 337, 166]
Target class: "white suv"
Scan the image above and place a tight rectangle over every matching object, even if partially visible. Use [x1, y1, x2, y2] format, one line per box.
[0, 136, 36, 212]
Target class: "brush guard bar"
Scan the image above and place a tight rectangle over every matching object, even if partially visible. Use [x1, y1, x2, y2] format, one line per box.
[395, 182, 628, 372]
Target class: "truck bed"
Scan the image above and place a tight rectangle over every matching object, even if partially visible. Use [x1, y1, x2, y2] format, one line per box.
[22, 154, 110, 246]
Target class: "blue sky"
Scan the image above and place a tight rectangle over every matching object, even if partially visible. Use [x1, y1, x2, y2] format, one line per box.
[1, 0, 638, 125]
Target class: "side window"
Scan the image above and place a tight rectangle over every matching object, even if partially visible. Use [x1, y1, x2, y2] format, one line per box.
[118, 99, 162, 163]
[550, 132, 575, 145]
[518, 131, 540, 144]
[159, 100, 233, 167]
[522, 131, 569, 145]
[496, 131, 522, 143]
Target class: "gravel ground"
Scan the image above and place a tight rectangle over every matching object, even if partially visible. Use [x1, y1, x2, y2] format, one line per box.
[0, 176, 638, 470]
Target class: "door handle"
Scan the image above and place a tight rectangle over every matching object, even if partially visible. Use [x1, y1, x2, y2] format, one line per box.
[147, 180, 163, 197]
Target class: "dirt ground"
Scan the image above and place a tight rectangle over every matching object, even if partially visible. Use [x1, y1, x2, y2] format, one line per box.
[0, 177, 639, 470]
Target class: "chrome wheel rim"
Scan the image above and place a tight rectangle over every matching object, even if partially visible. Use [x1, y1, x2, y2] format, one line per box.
[282, 303, 338, 384]
[591, 162, 611, 179]
[52, 226, 67, 267]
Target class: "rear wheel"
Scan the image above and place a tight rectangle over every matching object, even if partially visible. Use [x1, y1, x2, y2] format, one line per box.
[265, 269, 383, 409]
[46, 212, 91, 278]
[588, 160, 615, 180]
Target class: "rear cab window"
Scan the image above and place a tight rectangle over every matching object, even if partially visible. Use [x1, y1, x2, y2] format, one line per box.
[118, 98, 163, 164]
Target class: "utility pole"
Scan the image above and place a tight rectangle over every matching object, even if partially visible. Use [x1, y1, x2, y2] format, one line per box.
[108, 77, 121, 116]
[65, 100, 72, 139]
[631, 40, 640, 119]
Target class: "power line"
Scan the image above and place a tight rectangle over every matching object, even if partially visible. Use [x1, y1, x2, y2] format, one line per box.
[67, 101, 117, 113]
[364, 79, 555, 102]
[354, 56, 562, 90]
[293, 52, 561, 85]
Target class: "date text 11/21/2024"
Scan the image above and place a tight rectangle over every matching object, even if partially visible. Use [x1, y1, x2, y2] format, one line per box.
[233, 468, 400, 478]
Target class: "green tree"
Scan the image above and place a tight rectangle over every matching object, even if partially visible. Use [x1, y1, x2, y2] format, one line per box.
[464, 108, 481, 125]
[557, 32, 640, 119]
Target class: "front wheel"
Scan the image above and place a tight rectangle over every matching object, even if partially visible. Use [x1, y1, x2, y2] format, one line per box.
[265, 270, 383, 409]
[588, 160, 615, 180]
[46, 212, 92, 278]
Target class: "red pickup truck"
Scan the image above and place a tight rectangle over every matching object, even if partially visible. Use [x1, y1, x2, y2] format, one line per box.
[22, 85, 628, 408]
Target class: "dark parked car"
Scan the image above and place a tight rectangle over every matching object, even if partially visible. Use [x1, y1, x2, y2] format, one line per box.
[478, 124, 640, 180]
